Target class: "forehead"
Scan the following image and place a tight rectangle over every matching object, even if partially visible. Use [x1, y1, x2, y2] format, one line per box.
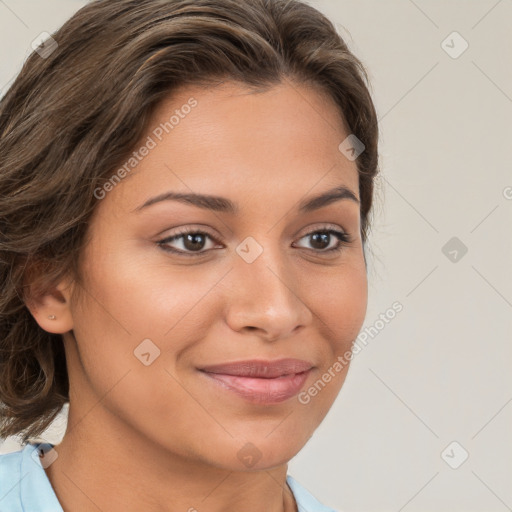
[103, 80, 359, 215]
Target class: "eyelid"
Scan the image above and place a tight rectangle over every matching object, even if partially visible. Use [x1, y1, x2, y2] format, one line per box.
[295, 222, 348, 238]
[157, 225, 222, 248]
[157, 224, 219, 241]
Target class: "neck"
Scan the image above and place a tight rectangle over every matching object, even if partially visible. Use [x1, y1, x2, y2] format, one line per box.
[44, 403, 297, 512]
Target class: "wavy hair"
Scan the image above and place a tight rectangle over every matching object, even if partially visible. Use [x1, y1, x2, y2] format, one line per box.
[0, 0, 379, 443]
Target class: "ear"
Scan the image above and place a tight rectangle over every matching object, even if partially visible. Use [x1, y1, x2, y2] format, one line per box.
[23, 262, 75, 335]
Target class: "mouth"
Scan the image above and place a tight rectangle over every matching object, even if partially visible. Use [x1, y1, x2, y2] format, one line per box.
[198, 358, 313, 404]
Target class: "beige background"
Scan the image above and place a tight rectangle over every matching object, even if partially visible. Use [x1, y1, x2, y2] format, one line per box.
[1, 1, 511, 511]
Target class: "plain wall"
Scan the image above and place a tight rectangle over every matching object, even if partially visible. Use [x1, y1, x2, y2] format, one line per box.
[1, 1, 511, 511]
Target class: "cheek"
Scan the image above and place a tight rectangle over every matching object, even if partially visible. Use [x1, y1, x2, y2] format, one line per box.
[68, 261, 211, 440]
[299, 266, 367, 418]
[78, 237, 193, 338]
[71, 245, 222, 390]
[310, 262, 368, 352]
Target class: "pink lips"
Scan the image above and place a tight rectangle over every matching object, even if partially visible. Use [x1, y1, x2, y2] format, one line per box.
[199, 358, 313, 404]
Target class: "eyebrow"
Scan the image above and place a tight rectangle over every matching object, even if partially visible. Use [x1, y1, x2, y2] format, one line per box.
[133, 185, 359, 214]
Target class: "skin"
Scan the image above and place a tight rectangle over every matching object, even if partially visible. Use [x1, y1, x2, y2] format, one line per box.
[27, 79, 368, 512]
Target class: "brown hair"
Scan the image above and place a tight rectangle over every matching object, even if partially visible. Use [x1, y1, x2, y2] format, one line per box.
[0, 0, 379, 443]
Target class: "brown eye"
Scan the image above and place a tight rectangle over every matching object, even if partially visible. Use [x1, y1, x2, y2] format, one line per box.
[294, 229, 351, 253]
[157, 229, 220, 255]
[181, 233, 208, 252]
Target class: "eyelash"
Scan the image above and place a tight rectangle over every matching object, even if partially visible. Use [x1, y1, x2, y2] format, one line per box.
[156, 225, 353, 257]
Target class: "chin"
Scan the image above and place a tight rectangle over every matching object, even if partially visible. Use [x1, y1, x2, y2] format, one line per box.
[196, 429, 309, 472]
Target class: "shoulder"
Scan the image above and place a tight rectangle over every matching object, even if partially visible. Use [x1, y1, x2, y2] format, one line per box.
[287, 475, 340, 512]
[0, 442, 63, 512]
[0, 444, 24, 510]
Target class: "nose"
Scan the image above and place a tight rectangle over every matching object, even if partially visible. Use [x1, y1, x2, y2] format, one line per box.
[224, 244, 313, 342]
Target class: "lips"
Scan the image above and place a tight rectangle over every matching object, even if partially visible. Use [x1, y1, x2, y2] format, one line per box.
[199, 358, 313, 404]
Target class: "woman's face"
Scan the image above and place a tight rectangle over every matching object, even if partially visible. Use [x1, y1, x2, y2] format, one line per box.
[59, 80, 367, 470]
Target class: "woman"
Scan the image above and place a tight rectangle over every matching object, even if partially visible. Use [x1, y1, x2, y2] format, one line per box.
[0, 0, 379, 510]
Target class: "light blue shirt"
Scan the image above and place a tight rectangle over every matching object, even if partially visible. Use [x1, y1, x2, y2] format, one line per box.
[0, 442, 338, 511]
